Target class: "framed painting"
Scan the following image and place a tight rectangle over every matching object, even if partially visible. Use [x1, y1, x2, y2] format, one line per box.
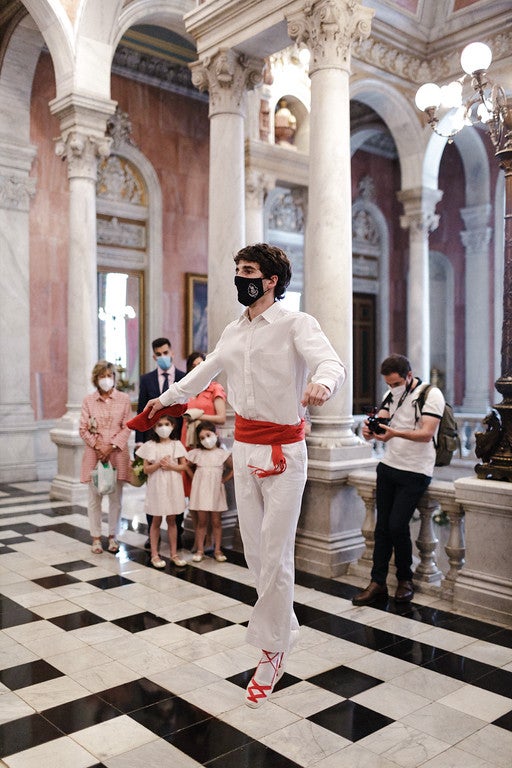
[185, 273, 208, 355]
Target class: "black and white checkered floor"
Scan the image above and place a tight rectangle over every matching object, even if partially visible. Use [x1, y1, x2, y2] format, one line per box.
[1, 481, 512, 768]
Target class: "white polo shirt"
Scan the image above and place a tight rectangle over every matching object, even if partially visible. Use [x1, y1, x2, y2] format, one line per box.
[380, 382, 445, 477]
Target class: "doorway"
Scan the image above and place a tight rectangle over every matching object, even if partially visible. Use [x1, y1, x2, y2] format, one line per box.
[353, 293, 376, 414]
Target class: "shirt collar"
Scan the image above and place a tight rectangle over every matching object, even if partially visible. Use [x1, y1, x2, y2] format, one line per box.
[238, 301, 283, 325]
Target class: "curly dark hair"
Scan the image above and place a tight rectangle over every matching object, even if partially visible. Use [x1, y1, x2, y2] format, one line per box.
[234, 243, 291, 300]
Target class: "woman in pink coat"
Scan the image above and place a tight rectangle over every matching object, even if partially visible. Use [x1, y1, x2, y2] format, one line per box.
[79, 360, 132, 554]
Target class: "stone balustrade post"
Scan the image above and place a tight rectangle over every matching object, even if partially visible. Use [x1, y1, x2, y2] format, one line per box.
[415, 494, 443, 583]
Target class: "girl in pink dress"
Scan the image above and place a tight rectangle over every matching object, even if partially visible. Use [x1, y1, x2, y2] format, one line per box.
[187, 421, 233, 563]
[136, 416, 189, 568]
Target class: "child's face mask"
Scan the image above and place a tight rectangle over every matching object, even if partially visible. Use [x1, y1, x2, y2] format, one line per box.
[201, 435, 217, 450]
[155, 425, 172, 439]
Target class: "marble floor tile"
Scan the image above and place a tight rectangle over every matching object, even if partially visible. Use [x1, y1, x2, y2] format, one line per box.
[0, 691, 35, 724]
[221, 700, 301, 739]
[103, 737, 204, 768]
[415, 745, 494, 768]
[456, 639, 512, 667]
[68, 659, 141, 693]
[358, 721, 451, 768]
[457, 723, 512, 768]
[402, 702, 486, 744]
[260, 717, 351, 766]
[311, 742, 405, 767]
[391, 665, 464, 700]
[2, 734, 98, 768]
[437, 683, 512, 722]
[344, 650, 416, 681]
[71, 714, 158, 762]
[272, 680, 344, 718]
[351, 681, 431, 720]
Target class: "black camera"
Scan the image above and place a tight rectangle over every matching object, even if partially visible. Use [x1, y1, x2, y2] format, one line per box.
[366, 414, 390, 435]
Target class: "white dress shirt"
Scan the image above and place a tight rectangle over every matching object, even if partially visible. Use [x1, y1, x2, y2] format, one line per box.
[159, 302, 345, 425]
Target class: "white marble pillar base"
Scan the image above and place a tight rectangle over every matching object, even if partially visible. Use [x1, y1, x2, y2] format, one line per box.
[296, 448, 376, 578]
[453, 477, 512, 627]
[0, 406, 37, 481]
[49, 412, 87, 503]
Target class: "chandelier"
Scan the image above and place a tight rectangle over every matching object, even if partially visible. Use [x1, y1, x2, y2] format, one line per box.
[414, 42, 510, 151]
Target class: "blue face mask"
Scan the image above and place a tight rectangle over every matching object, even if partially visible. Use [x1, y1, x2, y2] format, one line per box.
[156, 356, 172, 371]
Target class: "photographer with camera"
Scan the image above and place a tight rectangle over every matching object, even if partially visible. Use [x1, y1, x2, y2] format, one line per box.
[353, 354, 445, 605]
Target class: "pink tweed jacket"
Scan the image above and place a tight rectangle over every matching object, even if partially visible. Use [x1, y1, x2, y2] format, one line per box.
[79, 388, 132, 483]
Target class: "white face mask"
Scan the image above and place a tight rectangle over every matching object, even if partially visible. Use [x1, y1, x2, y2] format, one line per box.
[391, 383, 407, 400]
[155, 425, 172, 439]
[201, 435, 217, 450]
[98, 376, 114, 392]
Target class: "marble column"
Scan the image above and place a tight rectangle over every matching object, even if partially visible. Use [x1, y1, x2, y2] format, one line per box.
[191, 50, 263, 348]
[245, 169, 274, 245]
[0, 141, 37, 481]
[398, 187, 443, 380]
[287, 0, 375, 577]
[460, 204, 492, 412]
[49, 95, 115, 502]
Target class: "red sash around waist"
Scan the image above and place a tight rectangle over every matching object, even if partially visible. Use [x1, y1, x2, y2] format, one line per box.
[234, 414, 305, 478]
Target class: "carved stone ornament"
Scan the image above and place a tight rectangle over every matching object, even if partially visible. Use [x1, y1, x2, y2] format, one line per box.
[245, 170, 274, 208]
[190, 49, 263, 117]
[96, 155, 146, 206]
[97, 216, 146, 249]
[287, 0, 374, 74]
[106, 107, 136, 151]
[268, 191, 305, 233]
[0, 174, 36, 211]
[352, 208, 380, 246]
[55, 132, 112, 180]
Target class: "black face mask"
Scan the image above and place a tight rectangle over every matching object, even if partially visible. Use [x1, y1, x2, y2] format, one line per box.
[234, 275, 265, 306]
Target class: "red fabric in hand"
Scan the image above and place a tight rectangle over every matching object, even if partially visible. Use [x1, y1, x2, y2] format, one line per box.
[127, 404, 188, 432]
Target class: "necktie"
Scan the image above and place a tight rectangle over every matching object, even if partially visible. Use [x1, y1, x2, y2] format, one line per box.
[162, 372, 169, 393]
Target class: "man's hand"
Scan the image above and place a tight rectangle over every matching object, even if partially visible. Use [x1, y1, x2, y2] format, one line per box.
[145, 397, 163, 419]
[301, 382, 330, 407]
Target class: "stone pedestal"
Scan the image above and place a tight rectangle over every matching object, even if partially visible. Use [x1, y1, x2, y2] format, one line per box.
[296, 444, 375, 577]
[453, 477, 512, 627]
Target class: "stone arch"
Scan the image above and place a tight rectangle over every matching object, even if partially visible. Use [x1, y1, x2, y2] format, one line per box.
[0, 13, 46, 144]
[112, 0, 195, 49]
[18, 0, 74, 98]
[350, 77, 425, 189]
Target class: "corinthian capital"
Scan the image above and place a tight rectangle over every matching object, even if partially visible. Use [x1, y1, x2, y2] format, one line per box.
[191, 49, 263, 118]
[55, 132, 111, 180]
[398, 187, 443, 236]
[287, 0, 374, 74]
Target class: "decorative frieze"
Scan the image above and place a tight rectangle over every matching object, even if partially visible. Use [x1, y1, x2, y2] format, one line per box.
[97, 216, 146, 249]
[268, 190, 305, 233]
[0, 173, 35, 211]
[112, 45, 206, 101]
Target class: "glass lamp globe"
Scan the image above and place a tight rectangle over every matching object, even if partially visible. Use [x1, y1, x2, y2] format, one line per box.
[460, 42, 492, 75]
[415, 83, 442, 112]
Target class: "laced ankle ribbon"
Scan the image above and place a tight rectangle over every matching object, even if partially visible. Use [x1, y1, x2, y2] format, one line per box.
[234, 415, 305, 477]
[246, 650, 283, 705]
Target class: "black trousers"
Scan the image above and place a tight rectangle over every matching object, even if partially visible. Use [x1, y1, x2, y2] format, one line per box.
[371, 462, 431, 584]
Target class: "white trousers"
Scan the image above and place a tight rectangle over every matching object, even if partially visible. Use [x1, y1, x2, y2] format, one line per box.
[233, 439, 307, 653]
[87, 480, 123, 538]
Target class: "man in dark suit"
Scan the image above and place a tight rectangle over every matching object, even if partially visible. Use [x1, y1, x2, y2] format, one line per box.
[136, 337, 186, 548]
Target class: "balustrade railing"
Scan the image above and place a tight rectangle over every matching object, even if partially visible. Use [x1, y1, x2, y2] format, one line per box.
[347, 470, 465, 600]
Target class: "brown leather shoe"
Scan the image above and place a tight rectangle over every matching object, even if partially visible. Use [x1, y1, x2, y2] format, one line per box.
[395, 580, 414, 602]
[352, 581, 388, 606]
